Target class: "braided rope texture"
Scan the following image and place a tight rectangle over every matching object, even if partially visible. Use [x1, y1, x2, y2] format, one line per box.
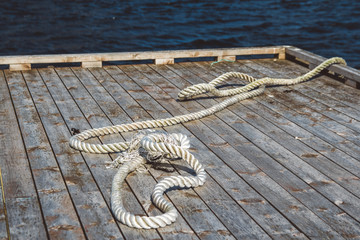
[69, 57, 345, 229]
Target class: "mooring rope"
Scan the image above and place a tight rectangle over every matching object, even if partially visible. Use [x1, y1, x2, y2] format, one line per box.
[69, 57, 345, 229]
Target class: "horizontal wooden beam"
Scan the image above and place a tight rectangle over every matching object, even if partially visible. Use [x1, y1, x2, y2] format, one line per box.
[285, 46, 360, 85]
[0, 46, 283, 67]
[216, 55, 236, 62]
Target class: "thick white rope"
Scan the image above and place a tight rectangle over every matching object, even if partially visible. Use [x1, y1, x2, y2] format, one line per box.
[110, 130, 206, 229]
[69, 57, 346, 229]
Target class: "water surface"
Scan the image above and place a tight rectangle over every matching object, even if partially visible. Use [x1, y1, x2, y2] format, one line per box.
[1, 0, 359, 68]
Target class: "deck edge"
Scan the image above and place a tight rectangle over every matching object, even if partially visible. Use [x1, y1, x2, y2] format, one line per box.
[285, 46, 360, 88]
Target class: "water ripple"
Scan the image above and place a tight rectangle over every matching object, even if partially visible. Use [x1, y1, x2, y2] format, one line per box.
[0, 0, 359, 68]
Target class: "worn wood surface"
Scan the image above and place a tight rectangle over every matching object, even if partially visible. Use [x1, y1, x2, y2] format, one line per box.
[1, 55, 360, 239]
[0, 71, 48, 239]
[5, 70, 86, 239]
[161, 62, 359, 238]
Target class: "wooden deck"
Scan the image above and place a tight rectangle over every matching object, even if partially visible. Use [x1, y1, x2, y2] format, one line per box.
[1, 47, 360, 239]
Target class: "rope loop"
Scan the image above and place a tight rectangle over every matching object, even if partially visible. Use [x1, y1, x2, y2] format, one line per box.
[110, 130, 206, 229]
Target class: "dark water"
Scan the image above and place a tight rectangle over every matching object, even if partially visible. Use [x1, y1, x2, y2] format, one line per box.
[1, 0, 360, 68]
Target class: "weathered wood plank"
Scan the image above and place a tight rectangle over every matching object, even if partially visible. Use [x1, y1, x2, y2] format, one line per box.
[39, 67, 159, 240]
[116, 63, 347, 239]
[4, 70, 85, 239]
[161, 61, 360, 238]
[104, 65, 269, 239]
[0, 71, 47, 239]
[22, 69, 125, 240]
[71, 67, 199, 240]
[0, 46, 282, 65]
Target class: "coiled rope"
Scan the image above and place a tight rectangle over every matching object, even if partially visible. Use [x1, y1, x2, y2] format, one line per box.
[69, 57, 346, 229]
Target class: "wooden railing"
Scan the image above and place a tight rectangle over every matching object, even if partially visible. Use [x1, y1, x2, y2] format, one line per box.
[0, 46, 285, 71]
[0, 45, 359, 88]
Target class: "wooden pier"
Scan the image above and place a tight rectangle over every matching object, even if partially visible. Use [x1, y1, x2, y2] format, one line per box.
[1, 46, 360, 239]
